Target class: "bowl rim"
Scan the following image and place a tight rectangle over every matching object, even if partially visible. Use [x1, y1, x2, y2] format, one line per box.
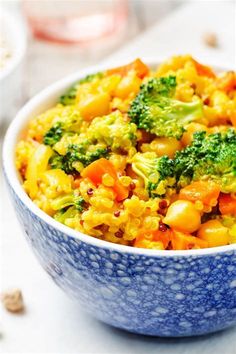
[0, 8, 27, 81]
[3, 58, 236, 257]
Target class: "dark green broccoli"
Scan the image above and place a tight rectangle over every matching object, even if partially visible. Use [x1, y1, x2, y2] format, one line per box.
[42, 107, 83, 147]
[174, 129, 236, 192]
[43, 122, 64, 146]
[131, 152, 175, 197]
[59, 72, 104, 106]
[49, 144, 109, 174]
[128, 76, 203, 140]
[131, 129, 236, 196]
[74, 196, 86, 212]
[60, 85, 78, 106]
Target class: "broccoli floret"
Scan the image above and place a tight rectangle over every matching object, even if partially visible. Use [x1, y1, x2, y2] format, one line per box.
[132, 129, 236, 196]
[59, 72, 104, 105]
[60, 85, 78, 106]
[128, 76, 203, 140]
[51, 192, 86, 212]
[88, 111, 138, 152]
[52, 193, 86, 225]
[49, 144, 108, 174]
[74, 196, 86, 212]
[174, 129, 236, 192]
[78, 72, 103, 84]
[42, 108, 83, 147]
[43, 122, 64, 146]
[131, 152, 175, 197]
[54, 206, 78, 224]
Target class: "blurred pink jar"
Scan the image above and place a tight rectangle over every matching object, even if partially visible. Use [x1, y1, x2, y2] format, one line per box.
[22, 0, 128, 44]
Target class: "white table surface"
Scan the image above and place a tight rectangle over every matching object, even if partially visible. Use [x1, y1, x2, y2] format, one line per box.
[1, 1, 236, 353]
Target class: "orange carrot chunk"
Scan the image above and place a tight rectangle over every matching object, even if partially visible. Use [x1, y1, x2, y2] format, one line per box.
[82, 158, 115, 183]
[219, 193, 236, 216]
[134, 228, 172, 249]
[230, 112, 236, 128]
[152, 229, 172, 248]
[107, 58, 149, 79]
[216, 71, 236, 92]
[192, 58, 216, 78]
[171, 230, 208, 250]
[179, 180, 220, 207]
[113, 182, 129, 202]
[81, 158, 128, 201]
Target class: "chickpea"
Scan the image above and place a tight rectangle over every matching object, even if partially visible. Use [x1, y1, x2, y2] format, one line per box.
[1, 289, 24, 313]
[197, 219, 229, 247]
[148, 137, 182, 158]
[181, 123, 208, 147]
[99, 75, 121, 95]
[78, 92, 110, 121]
[163, 200, 201, 233]
[115, 71, 141, 99]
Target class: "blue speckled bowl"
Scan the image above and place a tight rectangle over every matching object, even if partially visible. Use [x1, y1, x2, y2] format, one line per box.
[3, 61, 236, 337]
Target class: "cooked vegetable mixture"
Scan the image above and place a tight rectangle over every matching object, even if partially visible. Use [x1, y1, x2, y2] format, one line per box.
[16, 56, 236, 250]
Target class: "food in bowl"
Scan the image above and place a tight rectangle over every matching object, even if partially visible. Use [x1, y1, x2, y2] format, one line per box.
[16, 55, 236, 251]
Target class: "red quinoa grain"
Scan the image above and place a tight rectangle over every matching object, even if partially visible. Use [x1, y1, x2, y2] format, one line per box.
[114, 210, 121, 217]
[159, 222, 168, 232]
[159, 200, 168, 209]
[87, 188, 94, 196]
[130, 182, 136, 190]
[115, 230, 124, 238]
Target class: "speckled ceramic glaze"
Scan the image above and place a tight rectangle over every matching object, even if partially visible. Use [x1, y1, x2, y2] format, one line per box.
[4, 183, 236, 337]
[3, 61, 236, 337]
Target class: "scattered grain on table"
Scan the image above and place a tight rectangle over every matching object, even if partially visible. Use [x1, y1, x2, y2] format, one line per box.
[1, 289, 24, 313]
[203, 32, 218, 48]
